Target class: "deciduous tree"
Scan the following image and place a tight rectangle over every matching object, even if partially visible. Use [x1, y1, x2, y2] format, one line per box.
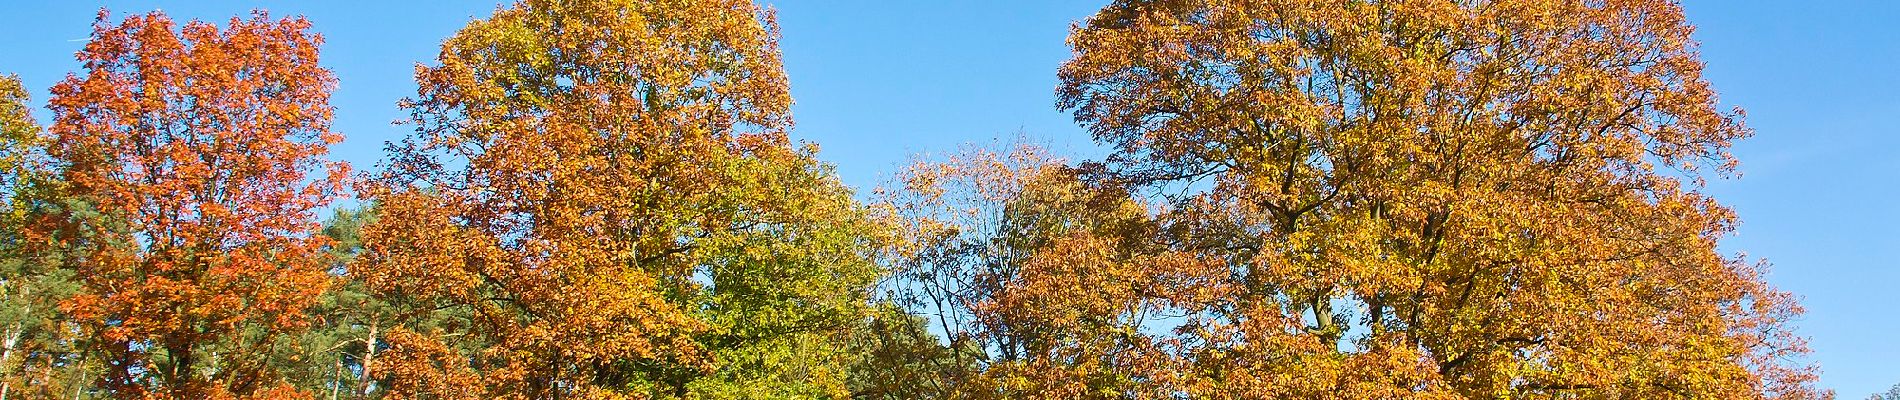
[1040, 0, 1822, 398]
[359, 0, 886, 397]
[40, 10, 346, 399]
[878, 143, 1185, 399]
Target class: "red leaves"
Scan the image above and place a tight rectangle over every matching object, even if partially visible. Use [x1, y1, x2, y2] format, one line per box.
[40, 9, 344, 399]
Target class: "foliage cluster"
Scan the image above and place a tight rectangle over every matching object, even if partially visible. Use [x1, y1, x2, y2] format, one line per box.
[0, 0, 1828, 399]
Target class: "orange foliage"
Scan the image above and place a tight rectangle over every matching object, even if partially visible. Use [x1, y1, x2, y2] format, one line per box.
[358, 0, 884, 397]
[39, 10, 345, 399]
[0, 1, 1827, 398]
[1038, 0, 1824, 398]
[884, 0, 1824, 398]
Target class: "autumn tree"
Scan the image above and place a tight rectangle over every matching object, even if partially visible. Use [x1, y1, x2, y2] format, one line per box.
[1, 73, 99, 399]
[834, 304, 975, 400]
[0, 75, 42, 203]
[878, 143, 1191, 398]
[983, 0, 1832, 398]
[358, 0, 886, 398]
[38, 10, 346, 399]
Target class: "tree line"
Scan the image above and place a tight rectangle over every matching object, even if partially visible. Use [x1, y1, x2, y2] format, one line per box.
[0, 0, 1827, 399]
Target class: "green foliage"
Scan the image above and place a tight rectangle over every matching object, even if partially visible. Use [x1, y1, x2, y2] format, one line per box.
[1, 73, 103, 398]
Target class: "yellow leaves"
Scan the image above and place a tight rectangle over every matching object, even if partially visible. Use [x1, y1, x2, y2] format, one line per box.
[375, 328, 486, 400]
[358, 0, 885, 397]
[882, 142, 1199, 399]
[1039, 0, 1818, 398]
[0, 75, 41, 188]
[0, 0, 1818, 398]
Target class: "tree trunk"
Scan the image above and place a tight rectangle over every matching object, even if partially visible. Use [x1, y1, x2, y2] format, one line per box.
[1, 284, 30, 400]
[329, 358, 342, 400]
[2, 324, 20, 400]
[358, 322, 378, 397]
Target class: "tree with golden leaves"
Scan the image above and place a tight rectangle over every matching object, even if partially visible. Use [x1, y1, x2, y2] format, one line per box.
[1005, 0, 1828, 398]
[358, 0, 885, 398]
[39, 10, 346, 399]
[879, 143, 1191, 399]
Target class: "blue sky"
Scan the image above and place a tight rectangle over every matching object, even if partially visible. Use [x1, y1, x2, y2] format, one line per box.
[1, 0, 1894, 395]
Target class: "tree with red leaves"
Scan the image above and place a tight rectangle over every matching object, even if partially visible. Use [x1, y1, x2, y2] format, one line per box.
[40, 10, 347, 399]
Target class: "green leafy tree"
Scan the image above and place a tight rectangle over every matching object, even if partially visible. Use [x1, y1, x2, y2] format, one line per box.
[837, 305, 974, 399]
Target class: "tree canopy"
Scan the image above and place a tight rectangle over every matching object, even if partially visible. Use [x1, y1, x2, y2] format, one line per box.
[0, 0, 1827, 399]
[36, 10, 346, 399]
[356, 0, 886, 398]
[1047, 0, 1818, 397]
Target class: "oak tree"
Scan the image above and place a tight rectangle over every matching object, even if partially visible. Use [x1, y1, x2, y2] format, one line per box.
[358, 0, 886, 398]
[1038, 0, 1823, 398]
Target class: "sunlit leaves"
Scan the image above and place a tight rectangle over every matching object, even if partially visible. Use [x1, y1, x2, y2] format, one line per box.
[38, 9, 346, 399]
[1043, 0, 1820, 398]
[358, 0, 886, 397]
[0, 1, 1824, 398]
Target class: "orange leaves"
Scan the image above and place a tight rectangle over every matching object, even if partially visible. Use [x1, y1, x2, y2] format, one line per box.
[373, 328, 485, 400]
[0, 1, 1823, 398]
[357, 0, 884, 397]
[880, 143, 1191, 398]
[39, 9, 344, 399]
[858, 0, 1846, 398]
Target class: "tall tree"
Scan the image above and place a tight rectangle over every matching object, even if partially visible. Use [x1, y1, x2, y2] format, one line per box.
[359, 0, 885, 398]
[1038, 0, 1821, 398]
[835, 304, 974, 400]
[40, 10, 346, 399]
[1, 73, 96, 399]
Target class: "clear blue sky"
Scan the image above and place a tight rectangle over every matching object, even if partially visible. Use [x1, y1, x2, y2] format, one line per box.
[0, 0, 1893, 395]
